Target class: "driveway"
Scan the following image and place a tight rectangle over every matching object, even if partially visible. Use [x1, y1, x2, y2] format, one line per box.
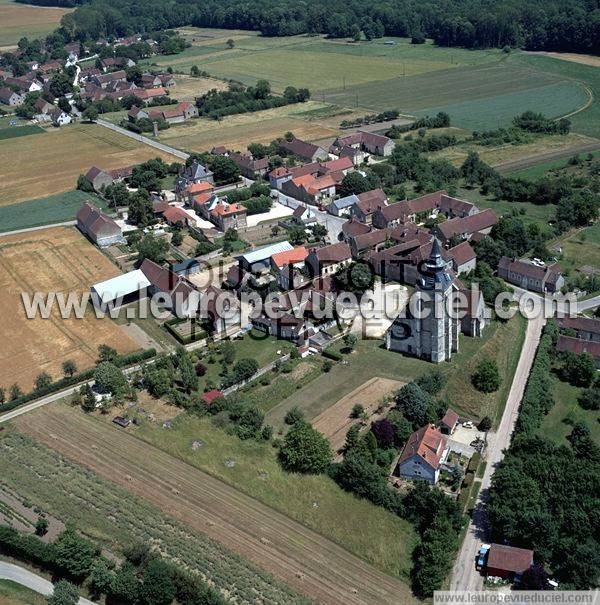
[0, 561, 96, 604]
[450, 314, 545, 591]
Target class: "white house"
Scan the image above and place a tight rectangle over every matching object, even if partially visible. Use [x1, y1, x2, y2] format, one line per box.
[396, 425, 449, 484]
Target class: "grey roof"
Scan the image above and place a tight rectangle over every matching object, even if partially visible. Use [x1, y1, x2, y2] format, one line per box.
[239, 241, 293, 265]
[331, 194, 359, 211]
[186, 160, 213, 180]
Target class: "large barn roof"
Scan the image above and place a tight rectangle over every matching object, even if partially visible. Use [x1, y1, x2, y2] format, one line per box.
[91, 269, 151, 304]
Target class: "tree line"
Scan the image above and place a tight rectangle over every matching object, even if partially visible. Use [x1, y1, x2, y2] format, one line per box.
[25, 0, 600, 54]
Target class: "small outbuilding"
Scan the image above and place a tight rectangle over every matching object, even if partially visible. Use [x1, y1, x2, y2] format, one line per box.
[439, 408, 459, 435]
[486, 544, 533, 581]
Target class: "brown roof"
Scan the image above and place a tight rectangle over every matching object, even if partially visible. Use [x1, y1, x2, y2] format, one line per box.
[398, 425, 448, 470]
[281, 138, 325, 160]
[271, 246, 308, 268]
[356, 189, 387, 214]
[407, 190, 446, 214]
[140, 258, 180, 293]
[438, 209, 498, 239]
[448, 241, 476, 267]
[487, 544, 533, 574]
[76, 202, 120, 237]
[312, 242, 351, 264]
[440, 408, 459, 429]
[556, 335, 600, 359]
[556, 316, 600, 335]
[352, 228, 389, 251]
[342, 218, 371, 238]
[499, 257, 562, 282]
[438, 194, 475, 216]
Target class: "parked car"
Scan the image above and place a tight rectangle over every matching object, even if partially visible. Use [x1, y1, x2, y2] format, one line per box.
[476, 544, 490, 570]
[463, 421, 474, 428]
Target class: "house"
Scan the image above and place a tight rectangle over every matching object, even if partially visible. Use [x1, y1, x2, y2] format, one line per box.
[229, 152, 269, 179]
[329, 194, 359, 217]
[176, 160, 214, 192]
[330, 131, 395, 157]
[0, 87, 25, 106]
[252, 313, 309, 346]
[33, 97, 54, 115]
[269, 166, 293, 189]
[223, 265, 249, 291]
[348, 228, 391, 258]
[556, 335, 600, 367]
[280, 137, 329, 162]
[131, 87, 167, 103]
[485, 544, 533, 581]
[281, 173, 338, 205]
[76, 203, 125, 248]
[92, 70, 127, 89]
[172, 259, 202, 277]
[447, 241, 477, 275]
[556, 316, 600, 342]
[238, 241, 294, 273]
[497, 257, 564, 294]
[4, 76, 42, 93]
[350, 189, 388, 224]
[290, 204, 316, 226]
[140, 73, 163, 88]
[163, 206, 195, 227]
[149, 101, 198, 124]
[48, 108, 72, 126]
[85, 166, 114, 191]
[395, 425, 449, 484]
[208, 198, 248, 231]
[305, 242, 352, 277]
[270, 246, 308, 272]
[38, 60, 64, 73]
[341, 218, 371, 241]
[439, 408, 459, 435]
[435, 208, 498, 243]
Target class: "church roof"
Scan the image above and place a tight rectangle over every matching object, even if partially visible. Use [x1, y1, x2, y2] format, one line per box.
[419, 238, 454, 291]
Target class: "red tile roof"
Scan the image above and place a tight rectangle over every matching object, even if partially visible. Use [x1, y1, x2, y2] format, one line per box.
[556, 316, 600, 335]
[399, 425, 448, 469]
[448, 241, 476, 267]
[271, 246, 308, 268]
[356, 188, 387, 214]
[187, 181, 214, 195]
[163, 206, 190, 224]
[487, 544, 533, 574]
[556, 335, 600, 359]
[440, 408, 459, 430]
[438, 209, 498, 239]
[311, 242, 351, 263]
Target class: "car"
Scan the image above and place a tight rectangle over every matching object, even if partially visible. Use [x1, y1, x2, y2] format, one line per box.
[470, 438, 483, 447]
[476, 544, 490, 570]
[462, 421, 474, 428]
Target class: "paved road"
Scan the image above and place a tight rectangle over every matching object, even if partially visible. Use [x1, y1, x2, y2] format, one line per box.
[494, 141, 600, 174]
[510, 286, 600, 314]
[275, 191, 345, 242]
[450, 314, 545, 591]
[0, 561, 96, 604]
[96, 118, 190, 160]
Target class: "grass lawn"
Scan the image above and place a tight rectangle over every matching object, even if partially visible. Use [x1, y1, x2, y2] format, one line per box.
[552, 224, 600, 272]
[267, 315, 525, 429]
[0, 123, 45, 140]
[539, 376, 600, 446]
[0, 579, 45, 605]
[133, 412, 417, 580]
[505, 149, 600, 180]
[0, 190, 108, 233]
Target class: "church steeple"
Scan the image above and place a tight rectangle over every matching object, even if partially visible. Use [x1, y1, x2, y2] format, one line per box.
[419, 238, 453, 291]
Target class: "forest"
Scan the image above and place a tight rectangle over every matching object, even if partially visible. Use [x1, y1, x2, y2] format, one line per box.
[17, 0, 600, 54]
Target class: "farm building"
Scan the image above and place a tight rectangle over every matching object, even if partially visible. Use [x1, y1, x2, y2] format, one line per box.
[172, 259, 202, 277]
[497, 257, 564, 294]
[238, 241, 294, 273]
[556, 335, 600, 368]
[434, 208, 498, 243]
[0, 87, 25, 106]
[280, 137, 329, 162]
[485, 544, 533, 580]
[91, 269, 151, 308]
[556, 316, 600, 342]
[305, 242, 352, 277]
[330, 131, 395, 157]
[396, 425, 449, 484]
[350, 189, 388, 224]
[76, 203, 126, 248]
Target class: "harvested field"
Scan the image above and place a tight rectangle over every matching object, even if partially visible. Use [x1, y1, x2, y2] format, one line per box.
[0, 227, 137, 390]
[172, 74, 228, 100]
[312, 377, 404, 454]
[15, 405, 418, 605]
[158, 102, 338, 151]
[0, 0, 72, 47]
[0, 124, 179, 205]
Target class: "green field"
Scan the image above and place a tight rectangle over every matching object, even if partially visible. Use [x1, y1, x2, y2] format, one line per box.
[506, 149, 600, 180]
[0, 579, 45, 605]
[0, 190, 108, 233]
[0, 123, 45, 141]
[539, 377, 600, 446]
[552, 223, 600, 272]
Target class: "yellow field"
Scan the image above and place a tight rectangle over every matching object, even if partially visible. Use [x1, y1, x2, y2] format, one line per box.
[0, 124, 179, 205]
[158, 101, 339, 151]
[172, 74, 228, 101]
[0, 0, 72, 47]
[0, 227, 137, 390]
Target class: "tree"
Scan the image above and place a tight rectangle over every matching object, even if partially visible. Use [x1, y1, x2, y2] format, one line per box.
[48, 72, 73, 97]
[82, 106, 98, 122]
[35, 516, 49, 536]
[94, 362, 127, 397]
[371, 418, 395, 448]
[211, 156, 240, 184]
[0, 387, 5, 404]
[351, 403, 365, 418]
[179, 354, 198, 393]
[284, 406, 305, 425]
[9, 383, 23, 401]
[232, 358, 259, 382]
[109, 562, 140, 605]
[344, 424, 361, 452]
[288, 225, 306, 245]
[561, 352, 595, 387]
[54, 528, 99, 580]
[137, 233, 169, 264]
[471, 358, 501, 393]
[190, 65, 200, 77]
[48, 580, 80, 605]
[80, 384, 96, 413]
[477, 416, 492, 431]
[97, 344, 118, 363]
[226, 38, 235, 49]
[338, 171, 372, 196]
[343, 332, 358, 351]
[139, 558, 176, 605]
[220, 340, 236, 364]
[386, 409, 413, 447]
[416, 369, 446, 395]
[279, 421, 332, 474]
[395, 382, 432, 428]
[578, 387, 600, 411]
[62, 360, 78, 377]
[128, 191, 154, 226]
[88, 560, 115, 596]
[34, 372, 52, 391]
[171, 229, 183, 247]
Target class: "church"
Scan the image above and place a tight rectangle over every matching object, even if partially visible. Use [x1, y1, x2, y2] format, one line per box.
[386, 239, 461, 363]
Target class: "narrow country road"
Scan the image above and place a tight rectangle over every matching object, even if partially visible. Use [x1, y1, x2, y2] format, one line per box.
[450, 313, 545, 591]
[0, 561, 96, 604]
[0, 221, 76, 238]
[95, 118, 190, 160]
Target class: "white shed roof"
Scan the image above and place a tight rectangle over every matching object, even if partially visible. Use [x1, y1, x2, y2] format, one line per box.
[91, 269, 151, 304]
[239, 241, 293, 264]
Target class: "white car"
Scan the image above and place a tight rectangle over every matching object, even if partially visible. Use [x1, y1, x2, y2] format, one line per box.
[462, 421, 474, 429]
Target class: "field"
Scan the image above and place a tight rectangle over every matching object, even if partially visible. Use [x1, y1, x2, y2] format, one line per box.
[0, 122, 45, 141]
[268, 315, 526, 429]
[12, 405, 418, 605]
[506, 149, 600, 180]
[552, 224, 600, 273]
[0, 190, 108, 233]
[311, 377, 404, 454]
[0, 227, 137, 390]
[0, 124, 179, 205]
[172, 73, 229, 101]
[0, 580, 45, 605]
[0, 0, 72, 48]
[157, 102, 339, 152]
[539, 377, 600, 446]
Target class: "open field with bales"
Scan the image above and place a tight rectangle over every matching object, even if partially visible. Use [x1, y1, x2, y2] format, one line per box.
[0, 0, 72, 48]
[0, 227, 136, 390]
[13, 405, 418, 604]
[0, 124, 179, 205]
[0, 190, 108, 233]
[157, 101, 339, 152]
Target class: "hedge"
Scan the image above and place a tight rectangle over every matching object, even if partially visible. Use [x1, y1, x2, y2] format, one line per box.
[322, 348, 343, 361]
[0, 525, 57, 570]
[164, 318, 208, 344]
[0, 349, 156, 415]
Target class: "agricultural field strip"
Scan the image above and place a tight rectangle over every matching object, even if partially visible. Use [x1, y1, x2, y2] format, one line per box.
[16, 407, 415, 605]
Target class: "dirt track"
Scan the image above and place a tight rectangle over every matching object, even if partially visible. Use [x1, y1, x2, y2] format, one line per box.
[16, 405, 416, 605]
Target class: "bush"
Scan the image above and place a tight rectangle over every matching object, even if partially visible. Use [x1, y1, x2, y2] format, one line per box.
[284, 406, 305, 425]
[477, 416, 492, 431]
[322, 348, 342, 361]
[471, 358, 501, 393]
[578, 388, 600, 410]
[278, 421, 332, 474]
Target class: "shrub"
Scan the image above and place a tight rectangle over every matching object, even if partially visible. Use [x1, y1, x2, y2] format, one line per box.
[195, 362, 207, 377]
[278, 421, 332, 474]
[322, 348, 342, 361]
[471, 358, 501, 393]
[284, 406, 305, 425]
